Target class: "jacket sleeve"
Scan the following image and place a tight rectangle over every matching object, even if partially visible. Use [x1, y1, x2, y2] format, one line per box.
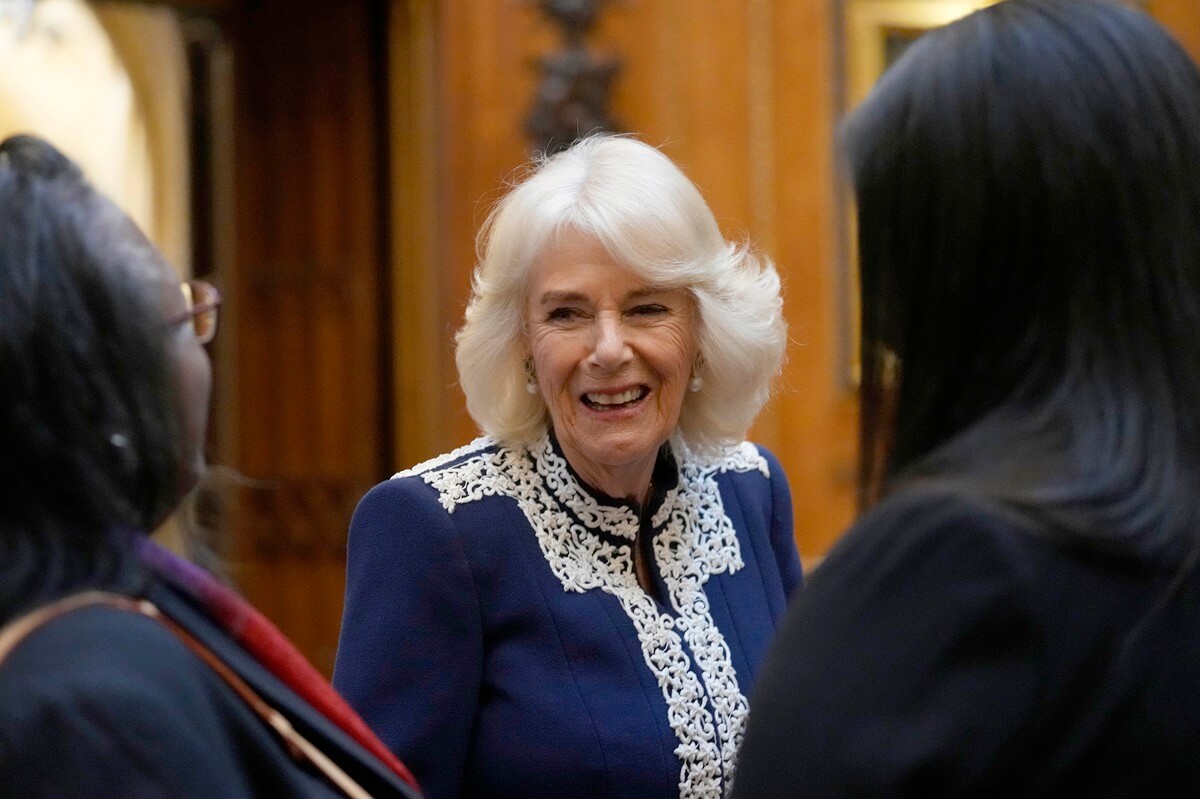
[334, 477, 484, 799]
[732, 494, 1046, 798]
[760, 445, 803, 596]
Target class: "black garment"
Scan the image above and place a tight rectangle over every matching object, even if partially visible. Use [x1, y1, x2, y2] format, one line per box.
[0, 578, 422, 799]
[734, 490, 1200, 798]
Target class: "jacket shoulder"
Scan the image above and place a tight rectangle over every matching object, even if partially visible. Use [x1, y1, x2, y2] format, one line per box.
[391, 435, 500, 480]
[682, 440, 773, 478]
[0, 604, 252, 796]
[0, 602, 211, 696]
[360, 436, 517, 521]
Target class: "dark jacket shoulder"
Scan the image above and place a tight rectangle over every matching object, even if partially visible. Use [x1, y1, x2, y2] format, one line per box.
[0, 603, 262, 798]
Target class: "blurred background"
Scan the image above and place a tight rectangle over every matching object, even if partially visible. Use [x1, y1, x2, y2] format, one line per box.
[2, 0, 1195, 674]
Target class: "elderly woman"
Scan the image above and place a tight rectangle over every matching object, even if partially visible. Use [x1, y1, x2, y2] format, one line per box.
[0, 135, 420, 798]
[334, 135, 801, 799]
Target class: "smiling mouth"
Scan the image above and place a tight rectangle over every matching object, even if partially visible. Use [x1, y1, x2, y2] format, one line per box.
[582, 387, 648, 410]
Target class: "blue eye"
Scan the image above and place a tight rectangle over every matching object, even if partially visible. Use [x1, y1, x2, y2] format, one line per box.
[547, 307, 578, 321]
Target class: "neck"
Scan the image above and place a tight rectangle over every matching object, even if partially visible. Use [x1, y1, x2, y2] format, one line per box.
[557, 446, 659, 507]
[575, 459, 656, 507]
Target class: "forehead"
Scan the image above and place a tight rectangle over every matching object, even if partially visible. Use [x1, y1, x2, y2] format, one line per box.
[528, 229, 669, 300]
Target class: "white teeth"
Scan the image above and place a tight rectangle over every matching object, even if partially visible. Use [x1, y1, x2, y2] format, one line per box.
[586, 388, 642, 405]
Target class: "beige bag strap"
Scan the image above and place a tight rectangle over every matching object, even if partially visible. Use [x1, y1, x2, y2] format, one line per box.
[0, 591, 376, 799]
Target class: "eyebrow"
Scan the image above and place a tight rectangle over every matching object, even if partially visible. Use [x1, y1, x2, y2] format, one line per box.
[537, 290, 588, 305]
[535, 287, 671, 305]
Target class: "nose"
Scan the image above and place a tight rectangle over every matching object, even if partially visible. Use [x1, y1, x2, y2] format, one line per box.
[589, 312, 631, 371]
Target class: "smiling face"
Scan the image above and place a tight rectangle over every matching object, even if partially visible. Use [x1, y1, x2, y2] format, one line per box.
[525, 228, 698, 502]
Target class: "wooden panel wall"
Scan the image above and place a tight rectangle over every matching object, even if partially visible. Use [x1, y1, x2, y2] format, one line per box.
[229, 0, 384, 674]
[390, 0, 857, 564]
[1152, 0, 1200, 61]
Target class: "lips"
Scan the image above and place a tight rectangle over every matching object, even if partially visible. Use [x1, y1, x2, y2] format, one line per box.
[582, 386, 648, 410]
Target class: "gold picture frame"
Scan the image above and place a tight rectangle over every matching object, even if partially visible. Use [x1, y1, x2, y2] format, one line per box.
[839, 0, 999, 386]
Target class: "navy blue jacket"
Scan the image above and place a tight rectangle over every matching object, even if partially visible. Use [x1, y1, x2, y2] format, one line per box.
[334, 434, 802, 799]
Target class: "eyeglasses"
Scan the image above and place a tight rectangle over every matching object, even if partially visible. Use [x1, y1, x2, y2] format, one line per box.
[167, 279, 221, 344]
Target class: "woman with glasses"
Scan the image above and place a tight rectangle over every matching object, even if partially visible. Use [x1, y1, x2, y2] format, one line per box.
[0, 135, 423, 798]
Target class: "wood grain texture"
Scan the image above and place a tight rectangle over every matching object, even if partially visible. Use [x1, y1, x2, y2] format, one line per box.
[1150, 0, 1200, 62]
[229, 0, 384, 675]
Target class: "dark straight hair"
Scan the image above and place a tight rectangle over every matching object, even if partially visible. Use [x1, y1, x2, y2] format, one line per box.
[844, 0, 1200, 562]
[0, 136, 181, 621]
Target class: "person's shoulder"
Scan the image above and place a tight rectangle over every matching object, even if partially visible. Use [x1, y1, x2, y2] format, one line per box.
[0, 601, 211, 709]
[350, 435, 523, 550]
[855, 485, 1032, 544]
[816, 485, 1044, 590]
[390, 435, 503, 482]
[748, 442, 785, 482]
[358, 436, 502, 507]
[0, 602, 220, 752]
[0, 601, 253, 797]
[686, 440, 777, 480]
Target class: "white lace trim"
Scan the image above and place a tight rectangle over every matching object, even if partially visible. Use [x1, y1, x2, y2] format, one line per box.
[401, 433, 768, 798]
[392, 437, 494, 480]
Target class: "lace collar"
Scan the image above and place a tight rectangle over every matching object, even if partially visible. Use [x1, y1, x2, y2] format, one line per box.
[529, 430, 686, 543]
[543, 428, 680, 511]
[395, 430, 771, 798]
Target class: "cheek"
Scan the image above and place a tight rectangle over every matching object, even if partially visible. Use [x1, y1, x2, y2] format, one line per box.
[648, 334, 696, 415]
[650, 326, 698, 382]
[527, 332, 550, 381]
[529, 331, 579, 390]
[175, 340, 213, 439]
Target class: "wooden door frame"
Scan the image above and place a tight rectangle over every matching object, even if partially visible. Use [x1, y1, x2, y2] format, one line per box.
[387, 0, 451, 470]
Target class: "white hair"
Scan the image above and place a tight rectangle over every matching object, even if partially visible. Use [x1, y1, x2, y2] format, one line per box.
[455, 134, 786, 456]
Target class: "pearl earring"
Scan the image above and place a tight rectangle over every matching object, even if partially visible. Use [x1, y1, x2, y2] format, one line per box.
[525, 358, 538, 394]
[689, 354, 705, 393]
